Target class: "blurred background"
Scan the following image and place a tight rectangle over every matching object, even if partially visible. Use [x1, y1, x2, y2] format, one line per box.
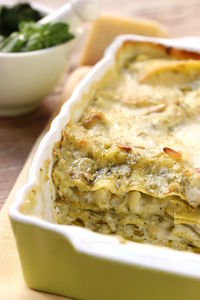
[27, 0, 200, 36]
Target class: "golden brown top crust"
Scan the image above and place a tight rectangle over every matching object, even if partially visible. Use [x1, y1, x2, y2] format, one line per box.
[116, 41, 200, 62]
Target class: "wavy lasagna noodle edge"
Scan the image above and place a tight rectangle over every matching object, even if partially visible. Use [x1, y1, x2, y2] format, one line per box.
[52, 41, 200, 253]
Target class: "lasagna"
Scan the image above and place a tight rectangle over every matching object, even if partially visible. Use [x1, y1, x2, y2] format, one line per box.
[52, 41, 200, 252]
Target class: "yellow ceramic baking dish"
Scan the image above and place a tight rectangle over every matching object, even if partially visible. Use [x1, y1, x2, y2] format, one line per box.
[9, 35, 200, 300]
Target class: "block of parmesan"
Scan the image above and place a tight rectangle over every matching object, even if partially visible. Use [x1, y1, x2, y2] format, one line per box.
[80, 15, 168, 66]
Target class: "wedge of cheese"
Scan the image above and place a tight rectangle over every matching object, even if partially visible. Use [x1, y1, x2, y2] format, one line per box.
[80, 15, 168, 65]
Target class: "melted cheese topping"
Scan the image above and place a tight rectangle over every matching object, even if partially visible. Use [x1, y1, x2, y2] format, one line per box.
[52, 47, 200, 252]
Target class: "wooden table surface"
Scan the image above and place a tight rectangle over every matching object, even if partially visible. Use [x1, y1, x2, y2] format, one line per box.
[1, 0, 200, 210]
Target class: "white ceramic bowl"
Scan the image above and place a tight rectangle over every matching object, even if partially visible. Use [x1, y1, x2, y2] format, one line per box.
[9, 35, 200, 300]
[0, 1, 75, 116]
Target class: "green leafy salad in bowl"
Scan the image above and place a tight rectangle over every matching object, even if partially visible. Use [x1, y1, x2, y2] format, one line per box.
[0, 3, 74, 52]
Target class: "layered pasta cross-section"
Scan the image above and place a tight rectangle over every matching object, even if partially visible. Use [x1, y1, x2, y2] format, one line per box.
[52, 41, 200, 252]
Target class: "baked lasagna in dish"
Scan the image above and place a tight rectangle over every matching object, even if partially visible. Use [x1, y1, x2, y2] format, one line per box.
[52, 41, 200, 252]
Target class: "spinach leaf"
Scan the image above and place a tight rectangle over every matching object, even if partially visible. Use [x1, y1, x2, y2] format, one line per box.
[42, 23, 73, 48]
[0, 21, 74, 52]
[0, 3, 42, 37]
[0, 32, 26, 52]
